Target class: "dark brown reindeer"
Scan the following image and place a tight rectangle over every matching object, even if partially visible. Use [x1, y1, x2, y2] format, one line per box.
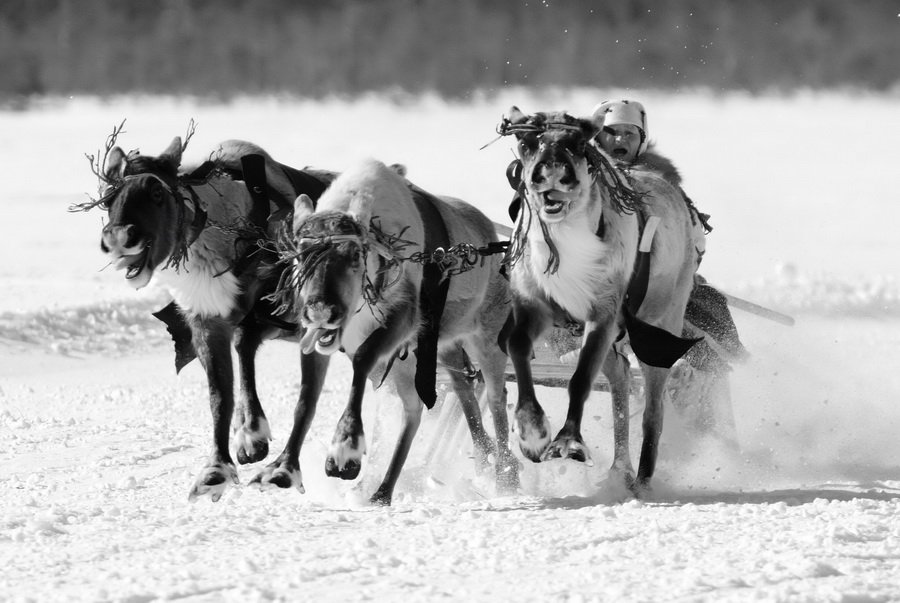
[77, 127, 331, 501]
[499, 108, 704, 492]
[252, 158, 517, 505]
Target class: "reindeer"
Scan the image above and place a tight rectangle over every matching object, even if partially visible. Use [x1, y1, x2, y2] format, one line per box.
[252, 158, 517, 505]
[75, 124, 332, 501]
[498, 108, 704, 492]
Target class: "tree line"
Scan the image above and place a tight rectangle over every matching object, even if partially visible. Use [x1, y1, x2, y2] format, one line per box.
[1, 0, 898, 100]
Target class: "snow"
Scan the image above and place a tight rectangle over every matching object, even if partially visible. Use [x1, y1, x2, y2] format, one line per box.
[2, 92, 900, 601]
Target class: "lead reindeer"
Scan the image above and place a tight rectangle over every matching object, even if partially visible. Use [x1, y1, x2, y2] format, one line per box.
[499, 108, 704, 492]
[77, 127, 331, 501]
[253, 158, 517, 505]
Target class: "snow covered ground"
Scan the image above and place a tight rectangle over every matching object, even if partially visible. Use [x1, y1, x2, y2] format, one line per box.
[2, 91, 900, 601]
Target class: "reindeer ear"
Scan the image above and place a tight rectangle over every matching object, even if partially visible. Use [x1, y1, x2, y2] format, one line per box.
[160, 137, 183, 167]
[293, 194, 315, 231]
[105, 147, 128, 180]
[504, 106, 527, 125]
[581, 116, 600, 139]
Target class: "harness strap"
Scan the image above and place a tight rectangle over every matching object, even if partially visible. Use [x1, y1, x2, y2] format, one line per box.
[621, 209, 701, 368]
[506, 159, 525, 223]
[639, 216, 661, 253]
[409, 184, 452, 409]
[280, 164, 330, 205]
[182, 186, 208, 247]
[224, 154, 272, 279]
[241, 154, 271, 230]
[625, 210, 650, 315]
[152, 301, 197, 374]
[183, 160, 218, 184]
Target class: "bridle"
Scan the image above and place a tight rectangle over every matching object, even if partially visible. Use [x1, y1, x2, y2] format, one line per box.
[501, 118, 640, 208]
[269, 211, 509, 322]
[497, 115, 645, 275]
[269, 213, 408, 321]
[119, 172, 208, 271]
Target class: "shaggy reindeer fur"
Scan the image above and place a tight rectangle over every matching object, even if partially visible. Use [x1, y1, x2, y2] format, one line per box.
[252, 159, 517, 505]
[634, 146, 682, 187]
[99, 137, 329, 501]
[502, 108, 704, 492]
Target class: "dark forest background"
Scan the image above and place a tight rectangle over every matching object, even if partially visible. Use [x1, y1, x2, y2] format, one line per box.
[2, 0, 899, 100]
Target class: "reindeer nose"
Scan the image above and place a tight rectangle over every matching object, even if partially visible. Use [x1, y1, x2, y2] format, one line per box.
[100, 224, 137, 253]
[302, 300, 340, 326]
[531, 143, 577, 187]
[532, 161, 576, 187]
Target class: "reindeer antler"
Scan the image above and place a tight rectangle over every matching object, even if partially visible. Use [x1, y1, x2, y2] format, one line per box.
[85, 119, 127, 191]
[182, 118, 197, 153]
[69, 120, 128, 213]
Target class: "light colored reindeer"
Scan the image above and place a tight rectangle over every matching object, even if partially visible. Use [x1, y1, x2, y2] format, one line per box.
[252, 158, 517, 504]
[500, 108, 704, 492]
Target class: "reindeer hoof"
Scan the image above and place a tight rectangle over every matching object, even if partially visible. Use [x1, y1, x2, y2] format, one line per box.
[236, 438, 269, 465]
[234, 418, 272, 465]
[608, 465, 636, 490]
[250, 463, 305, 494]
[542, 434, 593, 465]
[514, 407, 551, 463]
[188, 462, 238, 502]
[369, 487, 392, 506]
[325, 430, 366, 480]
[325, 456, 361, 480]
[630, 476, 652, 498]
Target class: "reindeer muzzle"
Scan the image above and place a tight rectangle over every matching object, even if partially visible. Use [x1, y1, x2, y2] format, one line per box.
[300, 326, 342, 355]
[530, 143, 578, 191]
[101, 223, 153, 288]
[299, 299, 345, 355]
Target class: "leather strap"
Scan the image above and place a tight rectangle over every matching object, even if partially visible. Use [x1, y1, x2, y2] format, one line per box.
[409, 185, 451, 409]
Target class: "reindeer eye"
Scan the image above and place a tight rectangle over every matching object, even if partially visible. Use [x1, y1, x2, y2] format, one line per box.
[519, 136, 538, 154]
[150, 185, 165, 205]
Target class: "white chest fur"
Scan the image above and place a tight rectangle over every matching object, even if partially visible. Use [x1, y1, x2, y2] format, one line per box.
[152, 237, 241, 319]
[524, 219, 627, 321]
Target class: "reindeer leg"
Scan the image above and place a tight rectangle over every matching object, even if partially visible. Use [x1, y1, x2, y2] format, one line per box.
[324, 365, 369, 481]
[251, 350, 331, 493]
[369, 359, 423, 506]
[439, 345, 494, 474]
[508, 303, 552, 462]
[635, 364, 669, 493]
[467, 336, 519, 494]
[544, 319, 618, 464]
[325, 321, 411, 481]
[603, 342, 636, 486]
[232, 322, 272, 465]
[187, 317, 239, 502]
